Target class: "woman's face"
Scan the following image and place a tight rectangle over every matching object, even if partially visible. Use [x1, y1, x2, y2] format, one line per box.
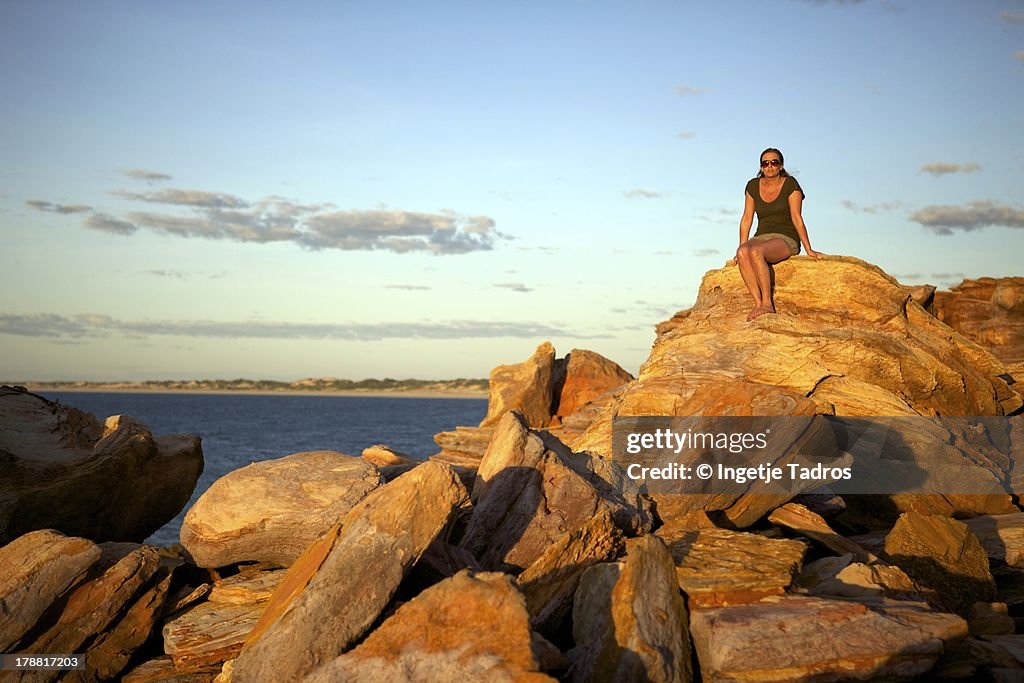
[760, 152, 783, 178]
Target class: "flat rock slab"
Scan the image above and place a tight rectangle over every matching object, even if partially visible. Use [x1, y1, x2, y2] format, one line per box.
[805, 556, 928, 602]
[208, 570, 284, 605]
[431, 426, 495, 467]
[180, 450, 383, 568]
[305, 571, 553, 682]
[163, 601, 264, 669]
[122, 656, 219, 682]
[231, 460, 469, 683]
[691, 596, 968, 682]
[0, 530, 100, 652]
[0, 386, 203, 545]
[568, 536, 692, 683]
[965, 512, 1024, 568]
[665, 528, 806, 607]
[884, 511, 995, 614]
[768, 502, 875, 562]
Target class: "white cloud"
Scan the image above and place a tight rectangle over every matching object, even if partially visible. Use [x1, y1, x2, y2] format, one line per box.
[26, 200, 92, 214]
[673, 85, 710, 96]
[919, 162, 982, 176]
[839, 200, 904, 213]
[111, 188, 250, 209]
[910, 200, 1024, 233]
[623, 189, 666, 199]
[121, 168, 172, 182]
[83, 213, 138, 235]
[493, 283, 533, 293]
[35, 184, 505, 255]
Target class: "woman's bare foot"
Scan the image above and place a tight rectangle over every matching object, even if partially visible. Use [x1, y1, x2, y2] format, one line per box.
[750, 304, 776, 320]
[746, 306, 760, 321]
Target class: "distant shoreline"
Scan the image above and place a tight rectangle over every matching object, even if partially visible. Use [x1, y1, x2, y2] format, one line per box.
[12, 384, 488, 400]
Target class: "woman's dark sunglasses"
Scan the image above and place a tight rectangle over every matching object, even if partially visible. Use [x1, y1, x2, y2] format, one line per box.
[760, 159, 782, 167]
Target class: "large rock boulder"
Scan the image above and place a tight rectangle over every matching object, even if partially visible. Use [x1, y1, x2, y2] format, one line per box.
[231, 461, 469, 683]
[883, 511, 996, 614]
[567, 535, 693, 682]
[458, 412, 651, 573]
[573, 257, 1022, 525]
[481, 341, 557, 428]
[305, 570, 553, 682]
[552, 348, 634, 421]
[0, 386, 204, 544]
[180, 450, 383, 568]
[933, 277, 1024, 364]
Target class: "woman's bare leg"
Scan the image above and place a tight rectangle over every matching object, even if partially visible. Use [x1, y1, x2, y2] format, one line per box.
[749, 238, 794, 318]
[735, 244, 763, 320]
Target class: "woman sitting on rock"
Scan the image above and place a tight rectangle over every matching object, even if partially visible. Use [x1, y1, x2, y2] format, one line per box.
[736, 147, 819, 320]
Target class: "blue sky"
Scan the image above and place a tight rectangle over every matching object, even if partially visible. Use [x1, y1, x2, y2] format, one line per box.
[2, 0, 1023, 381]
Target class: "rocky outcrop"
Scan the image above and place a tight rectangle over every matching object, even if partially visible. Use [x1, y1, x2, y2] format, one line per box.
[9, 259, 1024, 683]
[231, 460, 469, 683]
[0, 386, 204, 544]
[573, 256, 1022, 526]
[933, 277, 1024, 364]
[458, 412, 650, 573]
[180, 450, 382, 568]
[305, 571, 552, 682]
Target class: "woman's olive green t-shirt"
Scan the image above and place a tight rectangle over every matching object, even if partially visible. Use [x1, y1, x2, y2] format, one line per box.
[745, 175, 804, 245]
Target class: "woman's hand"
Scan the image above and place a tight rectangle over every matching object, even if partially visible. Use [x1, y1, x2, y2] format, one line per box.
[805, 248, 820, 260]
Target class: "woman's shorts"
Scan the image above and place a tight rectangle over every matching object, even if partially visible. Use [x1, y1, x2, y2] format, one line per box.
[749, 232, 800, 256]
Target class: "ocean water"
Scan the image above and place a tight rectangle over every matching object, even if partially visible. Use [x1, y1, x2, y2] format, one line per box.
[41, 392, 487, 547]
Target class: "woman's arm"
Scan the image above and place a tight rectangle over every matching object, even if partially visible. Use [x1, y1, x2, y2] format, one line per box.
[739, 192, 755, 245]
[788, 190, 819, 259]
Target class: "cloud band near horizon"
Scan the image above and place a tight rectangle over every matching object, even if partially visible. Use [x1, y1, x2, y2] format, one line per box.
[0, 313, 607, 341]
